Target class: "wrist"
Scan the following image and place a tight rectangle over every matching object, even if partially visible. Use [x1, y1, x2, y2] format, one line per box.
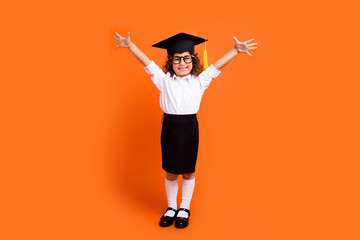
[128, 41, 134, 48]
[233, 46, 240, 54]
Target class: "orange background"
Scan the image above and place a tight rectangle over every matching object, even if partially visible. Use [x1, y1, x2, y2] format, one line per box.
[1, 0, 359, 239]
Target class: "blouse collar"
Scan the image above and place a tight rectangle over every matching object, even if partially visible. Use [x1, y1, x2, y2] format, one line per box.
[173, 73, 192, 81]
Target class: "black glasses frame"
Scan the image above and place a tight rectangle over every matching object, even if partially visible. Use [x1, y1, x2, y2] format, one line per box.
[169, 55, 195, 64]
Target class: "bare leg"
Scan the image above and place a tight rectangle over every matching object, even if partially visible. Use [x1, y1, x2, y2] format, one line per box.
[182, 172, 195, 180]
[166, 172, 179, 180]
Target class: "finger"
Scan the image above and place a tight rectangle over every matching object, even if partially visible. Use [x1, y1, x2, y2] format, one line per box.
[248, 47, 257, 50]
[245, 38, 255, 43]
[113, 36, 119, 40]
[115, 32, 122, 38]
[248, 43, 258, 46]
[127, 32, 130, 39]
[247, 51, 253, 56]
[113, 39, 118, 43]
[233, 36, 240, 43]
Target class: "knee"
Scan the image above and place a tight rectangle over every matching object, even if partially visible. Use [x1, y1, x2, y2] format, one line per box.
[166, 172, 178, 181]
[182, 173, 195, 180]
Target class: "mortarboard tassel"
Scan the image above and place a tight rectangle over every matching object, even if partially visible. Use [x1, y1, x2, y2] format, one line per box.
[203, 42, 208, 70]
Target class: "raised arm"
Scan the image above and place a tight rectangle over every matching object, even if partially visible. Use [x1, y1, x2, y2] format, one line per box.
[213, 36, 258, 70]
[113, 32, 151, 66]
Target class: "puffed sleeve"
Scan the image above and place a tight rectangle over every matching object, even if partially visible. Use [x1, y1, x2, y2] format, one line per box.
[144, 60, 166, 91]
[198, 64, 221, 93]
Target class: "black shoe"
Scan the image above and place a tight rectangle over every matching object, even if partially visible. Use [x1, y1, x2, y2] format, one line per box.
[174, 208, 190, 228]
[159, 207, 178, 227]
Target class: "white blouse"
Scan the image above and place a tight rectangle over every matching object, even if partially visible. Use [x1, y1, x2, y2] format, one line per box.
[144, 60, 221, 114]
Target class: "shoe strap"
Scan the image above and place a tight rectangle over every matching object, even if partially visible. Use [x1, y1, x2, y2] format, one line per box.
[166, 207, 177, 213]
[177, 208, 190, 217]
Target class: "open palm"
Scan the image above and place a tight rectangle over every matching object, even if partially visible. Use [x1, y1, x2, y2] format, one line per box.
[113, 32, 131, 48]
[233, 37, 258, 56]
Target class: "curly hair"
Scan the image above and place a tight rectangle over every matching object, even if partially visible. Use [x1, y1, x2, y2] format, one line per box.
[163, 53, 203, 77]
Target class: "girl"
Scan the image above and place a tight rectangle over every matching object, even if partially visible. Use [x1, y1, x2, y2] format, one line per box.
[113, 32, 258, 228]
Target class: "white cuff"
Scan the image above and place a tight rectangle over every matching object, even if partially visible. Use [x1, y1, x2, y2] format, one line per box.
[205, 64, 221, 78]
[144, 60, 158, 75]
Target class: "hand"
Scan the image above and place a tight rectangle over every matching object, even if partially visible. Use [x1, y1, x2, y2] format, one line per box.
[113, 32, 131, 48]
[233, 36, 258, 56]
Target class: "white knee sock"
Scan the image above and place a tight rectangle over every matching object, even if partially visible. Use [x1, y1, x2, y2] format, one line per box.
[177, 177, 195, 218]
[164, 177, 178, 217]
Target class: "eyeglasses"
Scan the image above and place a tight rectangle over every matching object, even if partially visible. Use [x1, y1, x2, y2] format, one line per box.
[170, 55, 194, 64]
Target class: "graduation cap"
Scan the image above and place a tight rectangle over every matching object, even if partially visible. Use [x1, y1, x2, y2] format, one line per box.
[152, 32, 209, 69]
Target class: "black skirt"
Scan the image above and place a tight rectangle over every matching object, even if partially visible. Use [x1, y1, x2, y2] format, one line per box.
[161, 113, 199, 174]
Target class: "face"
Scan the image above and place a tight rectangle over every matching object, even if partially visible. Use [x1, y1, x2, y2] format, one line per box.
[172, 52, 193, 78]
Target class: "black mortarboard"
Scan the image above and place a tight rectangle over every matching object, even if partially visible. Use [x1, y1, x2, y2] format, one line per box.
[152, 32, 207, 55]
